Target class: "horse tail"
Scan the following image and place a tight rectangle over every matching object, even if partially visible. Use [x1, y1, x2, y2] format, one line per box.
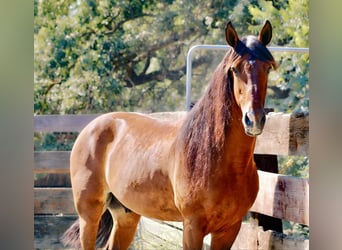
[96, 209, 114, 247]
[61, 209, 113, 248]
[60, 218, 81, 249]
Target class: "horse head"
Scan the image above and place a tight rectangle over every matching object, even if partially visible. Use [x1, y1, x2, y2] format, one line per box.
[225, 20, 276, 136]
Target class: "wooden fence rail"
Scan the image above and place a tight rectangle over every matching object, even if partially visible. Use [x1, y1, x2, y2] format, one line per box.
[34, 112, 309, 249]
[34, 112, 308, 156]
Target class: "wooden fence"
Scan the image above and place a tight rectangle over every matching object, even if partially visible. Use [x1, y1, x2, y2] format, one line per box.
[34, 112, 309, 249]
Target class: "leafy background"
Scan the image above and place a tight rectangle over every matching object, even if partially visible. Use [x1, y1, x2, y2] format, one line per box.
[34, 0, 309, 237]
[34, 0, 308, 115]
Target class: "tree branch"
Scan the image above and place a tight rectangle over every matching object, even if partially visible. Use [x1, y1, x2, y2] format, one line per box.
[142, 52, 151, 75]
[115, 28, 197, 72]
[44, 79, 62, 95]
[124, 55, 208, 87]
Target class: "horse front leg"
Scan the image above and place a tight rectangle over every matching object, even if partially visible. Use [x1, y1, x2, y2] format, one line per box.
[182, 217, 205, 250]
[210, 220, 242, 250]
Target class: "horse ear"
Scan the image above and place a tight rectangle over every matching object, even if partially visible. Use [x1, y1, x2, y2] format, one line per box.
[258, 20, 272, 46]
[225, 21, 239, 48]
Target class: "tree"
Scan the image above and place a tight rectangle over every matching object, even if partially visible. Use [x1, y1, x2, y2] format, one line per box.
[34, 0, 308, 114]
[35, 0, 235, 114]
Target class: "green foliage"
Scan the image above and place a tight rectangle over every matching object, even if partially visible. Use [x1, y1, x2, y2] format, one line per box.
[35, 0, 308, 115]
[283, 220, 309, 239]
[34, 132, 78, 151]
[35, 0, 207, 114]
[278, 155, 309, 178]
[249, 0, 309, 113]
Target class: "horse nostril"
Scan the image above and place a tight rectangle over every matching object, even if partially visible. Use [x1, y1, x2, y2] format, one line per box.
[244, 113, 253, 127]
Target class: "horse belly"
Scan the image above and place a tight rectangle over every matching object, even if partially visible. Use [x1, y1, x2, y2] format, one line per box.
[105, 150, 182, 221]
[126, 186, 182, 221]
[108, 172, 182, 221]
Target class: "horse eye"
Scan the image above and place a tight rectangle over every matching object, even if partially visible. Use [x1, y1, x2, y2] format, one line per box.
[231, 67, 238, 75]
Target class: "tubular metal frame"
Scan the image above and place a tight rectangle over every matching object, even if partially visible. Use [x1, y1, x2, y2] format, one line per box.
[185, 45, 309, 110]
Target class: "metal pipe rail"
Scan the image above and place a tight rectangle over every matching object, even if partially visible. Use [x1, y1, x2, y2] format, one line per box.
[185, 45, 309, 110]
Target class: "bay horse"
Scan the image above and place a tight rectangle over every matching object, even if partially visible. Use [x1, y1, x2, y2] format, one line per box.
[62, 20, 276, 249]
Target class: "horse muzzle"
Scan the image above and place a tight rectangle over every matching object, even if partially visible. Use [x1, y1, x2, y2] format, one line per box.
[242, 110, 266, 137]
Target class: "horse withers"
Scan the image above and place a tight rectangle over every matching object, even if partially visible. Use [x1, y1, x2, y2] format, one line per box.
[62, 20, 276, 250]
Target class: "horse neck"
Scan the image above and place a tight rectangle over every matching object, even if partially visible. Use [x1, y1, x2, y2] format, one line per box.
[222, 101, 257, 173]
[178, 64, 257, 185]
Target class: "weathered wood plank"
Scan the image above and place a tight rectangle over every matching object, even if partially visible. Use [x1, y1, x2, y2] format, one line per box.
[34, 188, 75, 215]
[33, 112, 185, 133]
[250, 170, 309, 226]
[149, 111, 186, 121]
[34, 151, 70, 173]
[34, 215, 77, 250]
[289, 112, 309, 156]
[252, 154, 283, 232]
[254, 112, 309, 156]
[233, 222, 309, 250]
[254, 112, 291, 155]
[34, 114, 101, 132]
[34, 216, 308, 250]
[33, 113, 309, 174]
[136, 218, 309, 250]
[34, 171, 309, 225]
[34, 112, 309, 156]
[35, 173, 71, 187]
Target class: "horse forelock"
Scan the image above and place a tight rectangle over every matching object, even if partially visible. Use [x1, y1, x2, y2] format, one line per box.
[237, 36, 277, 68]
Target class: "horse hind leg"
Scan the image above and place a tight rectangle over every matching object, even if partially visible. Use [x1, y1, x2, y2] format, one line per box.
[74, 187, 107, 250]
[105, 194, 141, 250]
[69, 120, 116, 249]
[70, 191, 140, 250]
[70, 153, 109, 249]
[63, 169, 107, 249]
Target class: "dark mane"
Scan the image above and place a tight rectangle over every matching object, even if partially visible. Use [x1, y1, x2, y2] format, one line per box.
[179, 36, 275, 186]
[179, 50, 233, 186]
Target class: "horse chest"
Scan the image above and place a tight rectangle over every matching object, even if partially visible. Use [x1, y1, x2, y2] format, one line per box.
[213, 174, 256, 203]
[199, 172, 258, 232]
